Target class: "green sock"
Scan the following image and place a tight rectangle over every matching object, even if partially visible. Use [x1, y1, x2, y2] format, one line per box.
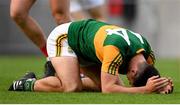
[24, 78, 36, 91]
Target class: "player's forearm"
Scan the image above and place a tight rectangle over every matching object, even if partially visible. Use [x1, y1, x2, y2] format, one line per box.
[102, 84, 148, 94]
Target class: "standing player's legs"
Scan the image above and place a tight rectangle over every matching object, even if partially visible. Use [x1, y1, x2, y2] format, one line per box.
[86, 5, 106, 22]
[49, 0, 71, 25]
[82, 0, 107, 21]
[10, 0, 47, 56]
[70, 0, 106, 21]
[70, 0, 87, 20]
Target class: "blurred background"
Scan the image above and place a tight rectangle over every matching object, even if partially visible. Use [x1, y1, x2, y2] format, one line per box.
[0, 0, 180, 59]
[0, 1, 179, 100]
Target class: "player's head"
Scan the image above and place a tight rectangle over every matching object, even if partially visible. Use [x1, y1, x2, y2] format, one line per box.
[127, 61, 160, 87]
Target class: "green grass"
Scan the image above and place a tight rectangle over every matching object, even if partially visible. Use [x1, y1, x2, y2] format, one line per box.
[0, 55, 180, 104]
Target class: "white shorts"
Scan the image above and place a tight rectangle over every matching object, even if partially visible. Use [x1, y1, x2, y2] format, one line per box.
[47, 22, 97, 67]
[70, 0, 105, 12]
[47, 22, 77, 58]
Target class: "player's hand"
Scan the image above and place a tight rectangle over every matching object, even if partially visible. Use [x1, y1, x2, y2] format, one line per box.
[157, 78, 174, 94]
[145, 76, 169, 93]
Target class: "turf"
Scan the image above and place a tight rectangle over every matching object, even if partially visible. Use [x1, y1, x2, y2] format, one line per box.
[0, 55, 179, 104]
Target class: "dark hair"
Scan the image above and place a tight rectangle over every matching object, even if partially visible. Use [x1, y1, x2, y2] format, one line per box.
[133, 63, 160, 87]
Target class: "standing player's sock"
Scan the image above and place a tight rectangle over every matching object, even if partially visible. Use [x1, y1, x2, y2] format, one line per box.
[40, 44, 48, 57]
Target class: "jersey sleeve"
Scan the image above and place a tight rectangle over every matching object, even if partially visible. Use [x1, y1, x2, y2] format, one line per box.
[101, 45, 123, 75]
[147, 51, 155, 65]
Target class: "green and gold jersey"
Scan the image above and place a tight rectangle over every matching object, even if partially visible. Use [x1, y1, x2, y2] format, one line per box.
[68, 19, 155, 75]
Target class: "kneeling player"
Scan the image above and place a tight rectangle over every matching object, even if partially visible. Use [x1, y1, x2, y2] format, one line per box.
[9, 19, 173, 94]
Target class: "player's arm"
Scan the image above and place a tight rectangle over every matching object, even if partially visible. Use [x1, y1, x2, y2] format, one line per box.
[101, 45, 168, 93]
[146, 50, 174, 94]
[101, 72, 169, 93]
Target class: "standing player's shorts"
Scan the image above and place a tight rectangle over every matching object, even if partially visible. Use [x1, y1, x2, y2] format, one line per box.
[47, 22, 77, 58]
[70, 0, 105, 12]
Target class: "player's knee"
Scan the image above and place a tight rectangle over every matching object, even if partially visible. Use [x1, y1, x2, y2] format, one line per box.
[10, 11, 27, 23]
[52, 11, 70, 25]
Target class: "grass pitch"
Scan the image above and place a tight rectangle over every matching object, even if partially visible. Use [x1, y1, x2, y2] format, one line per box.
[0, 55, 179, 104]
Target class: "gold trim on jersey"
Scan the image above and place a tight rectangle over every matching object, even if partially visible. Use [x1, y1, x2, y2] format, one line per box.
[94, 25, 120, 62]
[136, 48, 145, 54]
[136, 48, 155, 65]
[56, 34, 67, 56]
[147, 52, 155, 65]
[108, 53, 122, 75]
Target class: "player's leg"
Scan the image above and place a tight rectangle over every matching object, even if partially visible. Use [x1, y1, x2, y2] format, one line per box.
[46, 23, 82, 92]
[43, 0, 71, 77]
[9, 22, 82, 92]
[82, 0, 107, 21]
[34, 64, 102, 92]
[49, 0, 71, 25]
[24, 63, 98, 92]
[80, 64, 125, 91]
[71, 11, 86, 20]
[34, 76, 63, 92]
[80, 65, 102, 91]
[8, 57, 82, 92]
[70, 0, 87, 20]
[87, 6, 106, 22]
[8, 72, 63, 92]
[71, 11, 87, 21]
[10, 0, 47, 56]
[50, 57, 82, 92]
